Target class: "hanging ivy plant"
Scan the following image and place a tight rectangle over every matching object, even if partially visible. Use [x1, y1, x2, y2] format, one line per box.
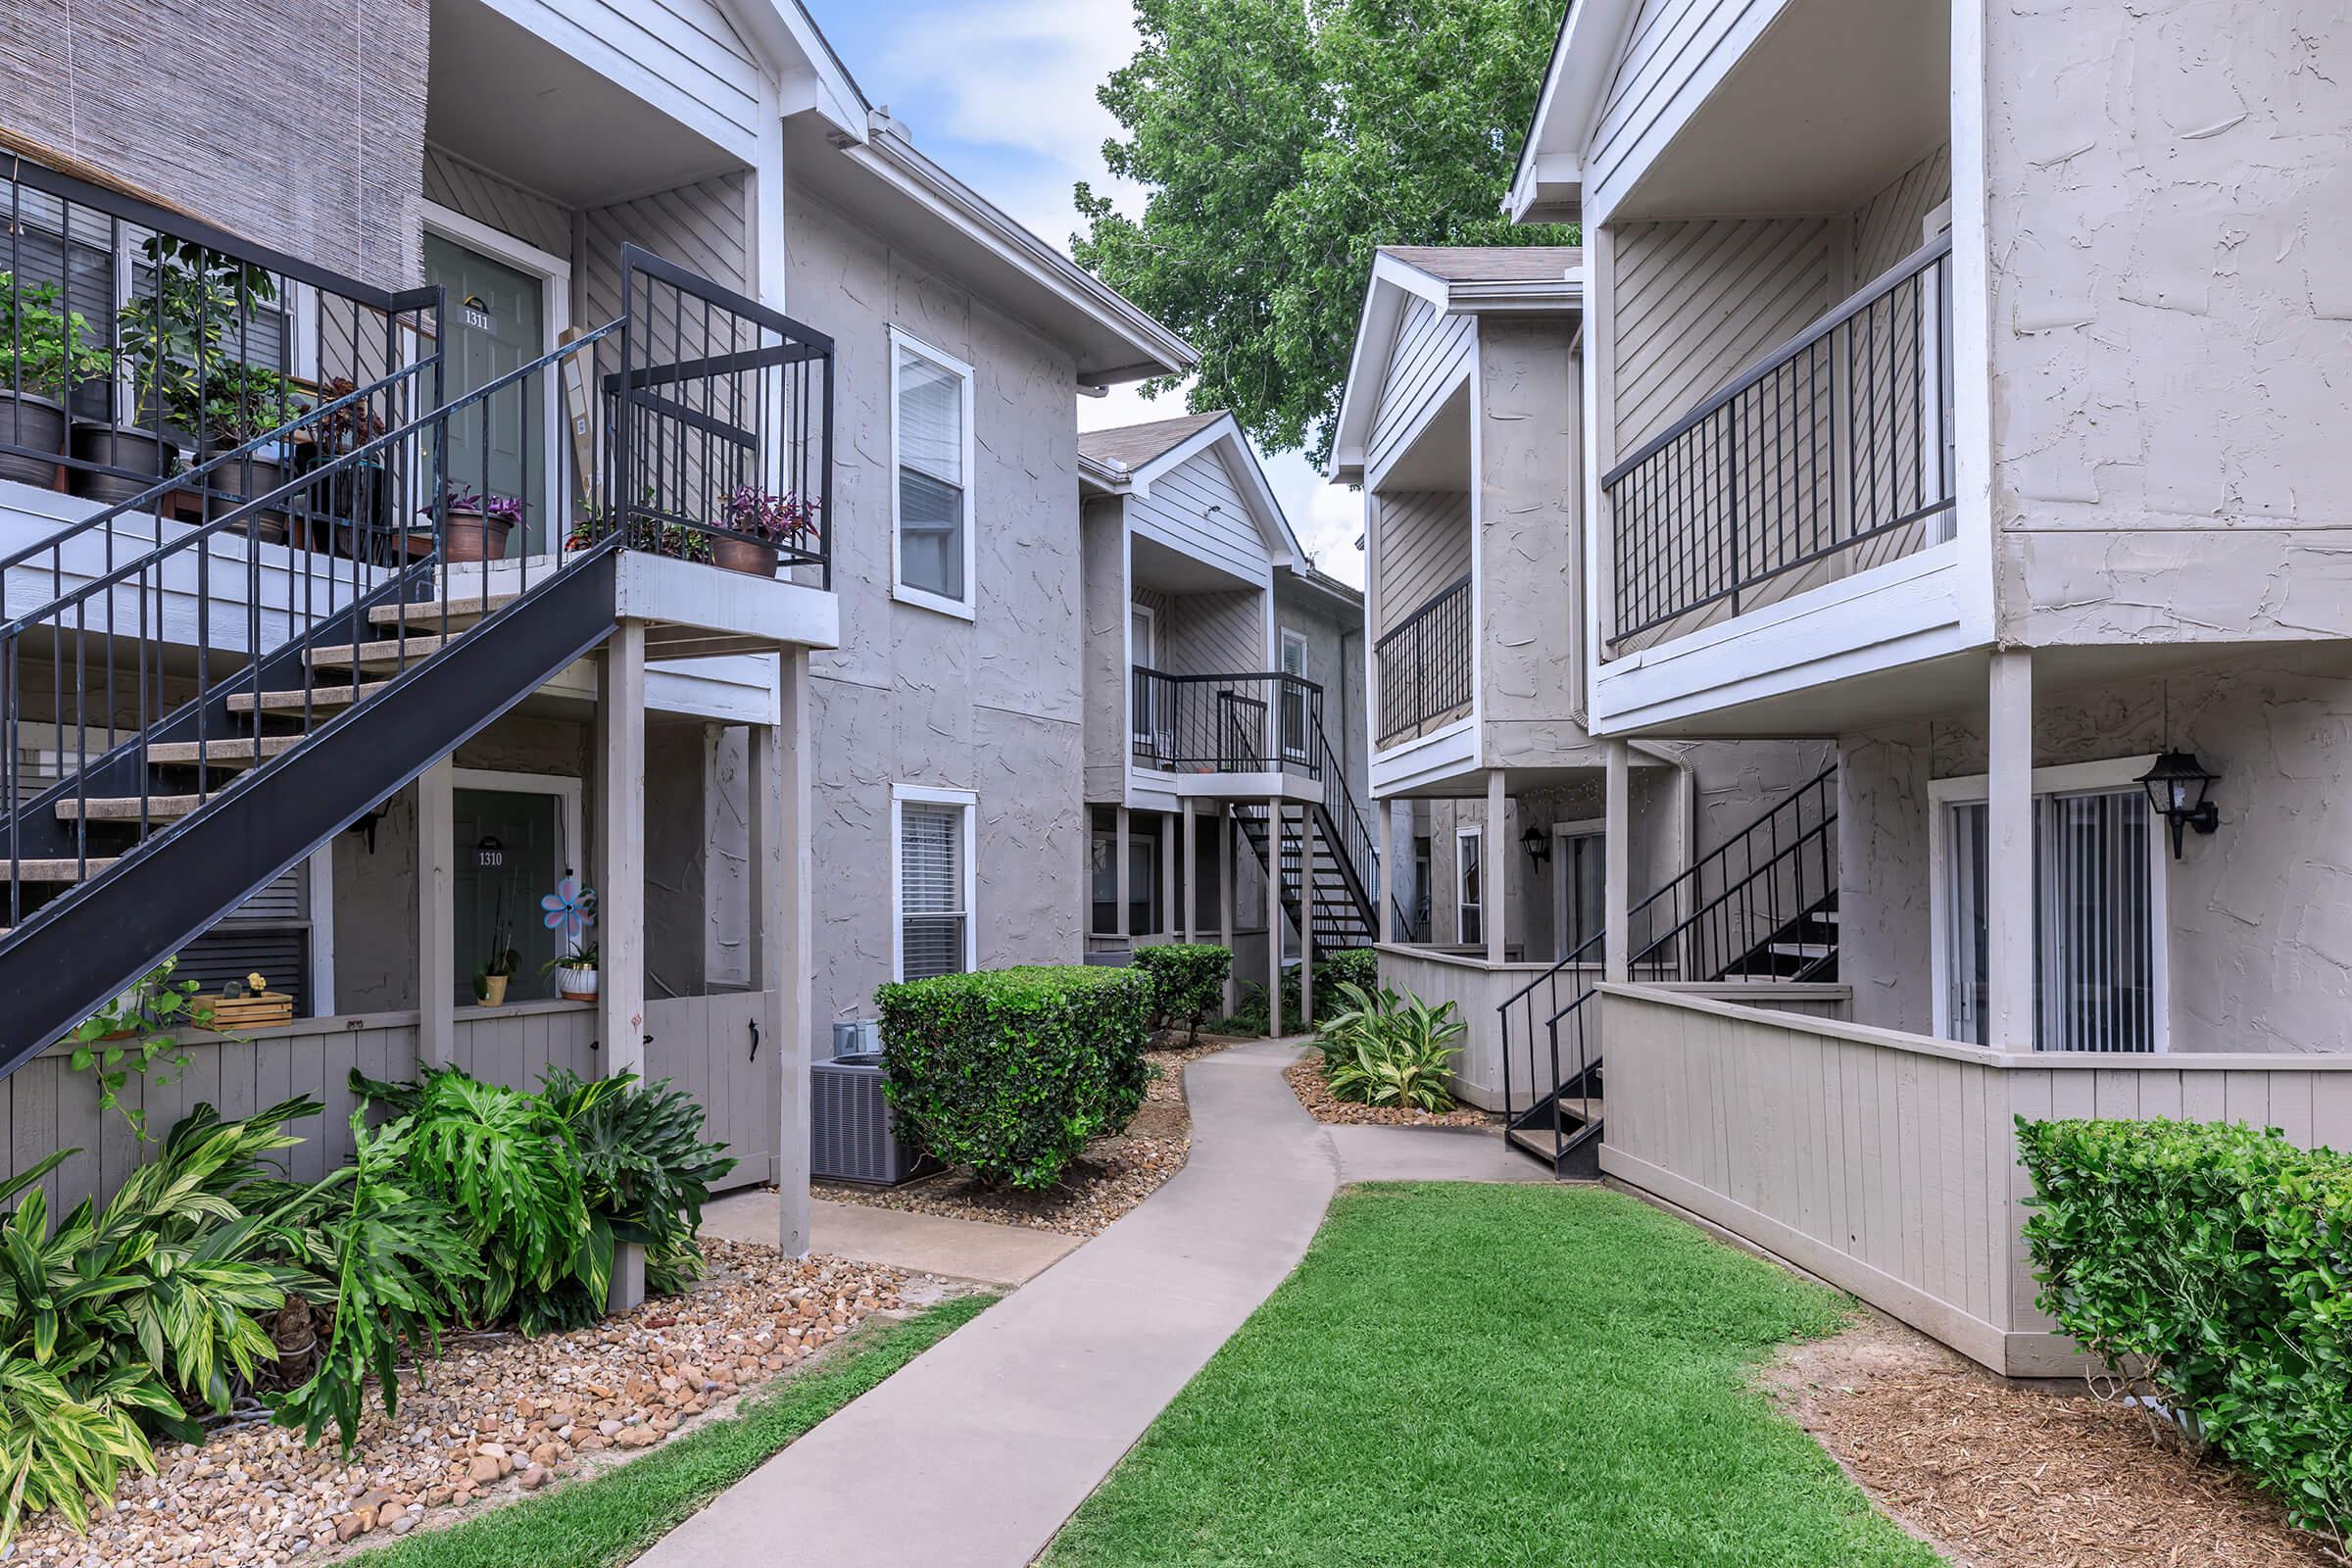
[63, 956, 215, 1142]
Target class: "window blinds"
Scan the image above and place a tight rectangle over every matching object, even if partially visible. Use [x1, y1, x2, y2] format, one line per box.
[897, 345, 965, 600]
[901, 801, 967, 981]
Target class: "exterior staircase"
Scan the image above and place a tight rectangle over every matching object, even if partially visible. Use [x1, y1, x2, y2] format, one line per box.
[1496, 766, 1839, 1176]
[0, 233, 834, 1079]
[1231, 709, 1403, 965]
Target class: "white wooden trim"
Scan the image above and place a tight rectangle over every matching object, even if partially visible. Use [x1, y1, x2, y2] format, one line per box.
[1927, 754, 2170, 1052]
[421, 199, 573, 282]
[449, 766, 586, 878]
[888, 326, 978, 620]
[306, 849, 336, 1018]
[890, 784, 979, 982]
[1454, 824, 1484, 947]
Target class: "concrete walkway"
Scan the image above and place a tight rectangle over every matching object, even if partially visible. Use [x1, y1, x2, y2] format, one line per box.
[699, 1192, 1082, 1288]
[635, 1042, 1539, 1568]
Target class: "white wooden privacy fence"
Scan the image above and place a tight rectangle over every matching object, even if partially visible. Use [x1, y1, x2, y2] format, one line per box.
[0, 993, 778, 1217]
[1597, 985, 2352, 1377]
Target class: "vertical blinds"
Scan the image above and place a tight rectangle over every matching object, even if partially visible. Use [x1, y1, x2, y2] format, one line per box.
[901, 801, 967, 981]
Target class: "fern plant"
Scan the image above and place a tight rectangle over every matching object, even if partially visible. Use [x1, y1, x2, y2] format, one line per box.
[1319, 984, 1465, 1112]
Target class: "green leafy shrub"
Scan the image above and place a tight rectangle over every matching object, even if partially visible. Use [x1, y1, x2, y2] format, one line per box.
[1132, 944, 1232, 1044]
[537, 1068, 736, 1306]
[1317, 982, 1463, 1112]
[2019, 1118, 2352, 1546]
[876, 965, 1152, 1190]
[1316, 946, 1377, 1009]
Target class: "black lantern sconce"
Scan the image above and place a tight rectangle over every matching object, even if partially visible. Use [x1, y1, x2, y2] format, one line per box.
[1520, 824, 1550, 865]
[2137, 752, 2220, 858]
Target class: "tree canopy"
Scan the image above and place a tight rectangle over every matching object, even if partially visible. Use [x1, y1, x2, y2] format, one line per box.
[1075, 0, 1574, 470]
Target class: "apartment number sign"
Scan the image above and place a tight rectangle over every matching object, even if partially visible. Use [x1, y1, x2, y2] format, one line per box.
[462, 294, 497, 333]
[474, 835, 506, 869]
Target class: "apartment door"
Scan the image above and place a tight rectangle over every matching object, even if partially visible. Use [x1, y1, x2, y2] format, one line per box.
[1551, 825, 1605, 961]
[423, 229, 548, 553]
[453, 784, 571, 1004]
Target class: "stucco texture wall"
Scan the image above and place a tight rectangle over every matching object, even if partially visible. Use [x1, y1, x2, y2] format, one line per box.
[1477, 318, 1584, 738]
[3, 0, 429, 283]
[1985, 0, 2352, 645]
[1840, 648, 2352, 1052]
[785, 186, 1086, 1046]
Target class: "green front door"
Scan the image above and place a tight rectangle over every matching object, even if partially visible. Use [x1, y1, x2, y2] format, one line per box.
[453, 787, 569, 1004]
[423, 231, 547, 555]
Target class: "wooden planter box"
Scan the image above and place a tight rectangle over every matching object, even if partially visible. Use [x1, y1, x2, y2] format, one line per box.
[192, 991, 295, 1030]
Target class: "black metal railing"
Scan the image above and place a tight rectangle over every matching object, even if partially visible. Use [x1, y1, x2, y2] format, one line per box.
[598, 245, 835, 587]
[1605, 233, 1955, 647]
[2, 149, 429, 536]
[1373, 573, 1471, 747]
[1496, 765, 1838, 1170]
[1130, 667, 1322, 778]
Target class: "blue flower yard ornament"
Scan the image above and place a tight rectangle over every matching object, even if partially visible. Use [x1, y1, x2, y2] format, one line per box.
[541, 878, 598, 944]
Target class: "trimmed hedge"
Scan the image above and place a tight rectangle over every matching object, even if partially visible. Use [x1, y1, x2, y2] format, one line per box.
[1133, 944, 1232, 1043]
[875, 966, 1152, 1191]
[2019, 1117, 2352, 1541]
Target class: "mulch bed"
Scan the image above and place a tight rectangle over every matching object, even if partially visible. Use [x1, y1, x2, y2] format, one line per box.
[1283, 1054, 1497, 1130]
[1761, 1312, 2333, 1568]
[11, 1243, 917, 1568]
[813, 1033, 1251, 1239]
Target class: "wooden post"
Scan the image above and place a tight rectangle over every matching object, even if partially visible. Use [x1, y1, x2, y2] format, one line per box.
[1218, 808, 1237, 1013]
[1181, 803, 1200, 942]
[1114, 807, 1132, 944]
[1486, 768, 1507, 966]
[598, 620, 648, 1310]
[1159, 808, 1177, 941]
[1265, 797, 1285, 1038]
[1604, 741, 1630, 984]
[754, 650, 814, 1255]
[1298, 804, 1317, 1030]
[417, 759, 455, 1067]
[1377, 798, 1396, 947]
[1986, 650, 2035, 1051]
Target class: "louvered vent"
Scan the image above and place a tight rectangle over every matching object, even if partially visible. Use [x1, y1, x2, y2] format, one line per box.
[809, 1055, 934, 1186]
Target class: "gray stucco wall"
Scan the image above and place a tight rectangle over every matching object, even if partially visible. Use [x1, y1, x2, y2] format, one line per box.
[1082, 498, 1126, 801]
[785, 184, 1086, 1047]
[4, 0, 430, 283]
[1840, 647, 2352, 1052]
[1984, 1, 2352, 646]
[1477, 318, 1584, 741]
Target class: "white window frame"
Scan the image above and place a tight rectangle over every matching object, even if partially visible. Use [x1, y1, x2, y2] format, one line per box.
[891, 784, 978, 982]
[888, 327, 977, 620]
[450, 767, 584, 871]
[1928, 755, 2169, 1052]
[1455, 825, 1483, 948]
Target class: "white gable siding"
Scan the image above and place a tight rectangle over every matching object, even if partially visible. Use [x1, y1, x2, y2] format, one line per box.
[497, 0, 764, 154]
[577, 172, 753, 329]
[1369, 298, 1474, 475]
[1129, 447, 1270, 585]
[1590, 0, 1783, 210]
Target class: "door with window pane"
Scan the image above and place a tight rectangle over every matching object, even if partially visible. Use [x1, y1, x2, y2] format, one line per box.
[900, 800, 969, 980]
[1946, 788, 2156, 1051]
[1553, 831, 1604, 961]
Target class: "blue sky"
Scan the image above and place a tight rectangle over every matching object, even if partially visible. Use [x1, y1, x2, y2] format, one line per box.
[801, 0, 1366, 585]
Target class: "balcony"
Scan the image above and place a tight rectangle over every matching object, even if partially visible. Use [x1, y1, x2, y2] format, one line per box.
[1372, 573, 1471, 748]
[1604, 234, 1955, 657]
[1130, 667, 1320, 779]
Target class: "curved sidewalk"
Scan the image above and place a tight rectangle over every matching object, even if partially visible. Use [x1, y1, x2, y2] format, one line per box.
[633, 1041, 1532, 1568]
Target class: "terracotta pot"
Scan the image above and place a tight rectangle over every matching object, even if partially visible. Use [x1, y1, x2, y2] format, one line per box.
[442, 507, 515, 564]
[556, 966, 600, 1003]
[0, 391, 66, 488]
[69, 423, 176, 506]
[477, 972, 511, 1007]
[710, 534, 779, 576]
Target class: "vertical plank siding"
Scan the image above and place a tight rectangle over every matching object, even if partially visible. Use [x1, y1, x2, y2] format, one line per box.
[1372, 491, 1473, 634]
[1, 995, 773, 1214]
[1599, 986, 2352, 1376]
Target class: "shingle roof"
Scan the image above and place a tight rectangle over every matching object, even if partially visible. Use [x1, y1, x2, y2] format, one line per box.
[1077, 411, 1228, 472]
[1380, 246, 1584, 284]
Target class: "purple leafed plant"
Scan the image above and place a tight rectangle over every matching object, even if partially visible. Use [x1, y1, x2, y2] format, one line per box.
[433, 481, 524, 525]
[720, 486, 820, 546]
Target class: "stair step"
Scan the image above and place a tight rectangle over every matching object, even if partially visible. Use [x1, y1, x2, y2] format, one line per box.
[306, 633, 456, 671]
[1555, 1096, 1603, 1125]
[8, 858, 121, 882]
[226, 680, 394, 713]
[147, 734, 302, 768]
[369, 593, 520, 627]
[56, 793, 211, 821]
[1769, 942, 1834, 959]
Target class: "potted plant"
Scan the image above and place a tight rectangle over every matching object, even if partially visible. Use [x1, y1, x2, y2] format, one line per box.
[429, 480, 524, 562]
[297, 375, 391, 553]
[472, 943, 521, 1008]
[712, 485, 820, 576]
[0, 270, 111, 488]
[195, 362, 307, 541]
[546, 941, 600, 1003]
[654, 518, 713, 564]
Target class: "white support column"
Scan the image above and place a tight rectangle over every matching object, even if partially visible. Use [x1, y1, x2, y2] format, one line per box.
[598, 621, 648, 1311]
[1604, 740, 1631, 984]
[755, 650, 814, 1256]
[1985, 650, 2035, 1051]
[1485, 768, 1507, 966]
[1114, 807, 1132, 943]
[1181, 804, 1200, 942]
[1218, 808, 1237, 1012]
[1377, 797, 1396, 947]
[417, 759, 455, 1067]
[1298, 804, 1317, 1030]
[1265, 798, 1284, 1038]
[1158, 809, 1177, 942]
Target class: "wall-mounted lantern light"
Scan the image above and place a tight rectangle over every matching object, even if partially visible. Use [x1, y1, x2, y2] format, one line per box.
[2137, 752, 2220, 858]
[1520, 824, 1550, 865]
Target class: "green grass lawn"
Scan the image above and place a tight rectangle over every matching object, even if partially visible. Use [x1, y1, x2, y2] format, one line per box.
[1045, 1184, 1939, 1568]
[356, 1294, 993, 1568]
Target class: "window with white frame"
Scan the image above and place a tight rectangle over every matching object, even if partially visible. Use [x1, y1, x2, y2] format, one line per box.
[891, 330, 974, 613]
[1456, 826, 1483, 947]
[1934, 759, 2164, 1053]
[1279, 627, 1310, 761]
[896, 788, 975, 981]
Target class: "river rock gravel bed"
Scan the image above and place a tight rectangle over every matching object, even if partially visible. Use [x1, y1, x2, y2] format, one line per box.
[7, 1244, 911, 1568]
[1284, 1054, 1497, 1129]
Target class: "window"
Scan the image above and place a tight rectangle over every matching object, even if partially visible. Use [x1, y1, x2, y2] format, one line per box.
[891, 329, 974, 615]
[1456, 827, 1483, 947]
[1934, 759, 2165, 1052]
[1552, 823, 1605, 960]
[895, 787, 975, 980]
[1412, 834, 1433, 940]
[1279, 628, 1310, 761]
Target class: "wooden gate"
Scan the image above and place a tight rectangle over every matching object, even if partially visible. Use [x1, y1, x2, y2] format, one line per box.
[644, 991, 777, 1192]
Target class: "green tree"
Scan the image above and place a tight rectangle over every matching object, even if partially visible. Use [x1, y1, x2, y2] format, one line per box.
[1076, 0, 1574, 469]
